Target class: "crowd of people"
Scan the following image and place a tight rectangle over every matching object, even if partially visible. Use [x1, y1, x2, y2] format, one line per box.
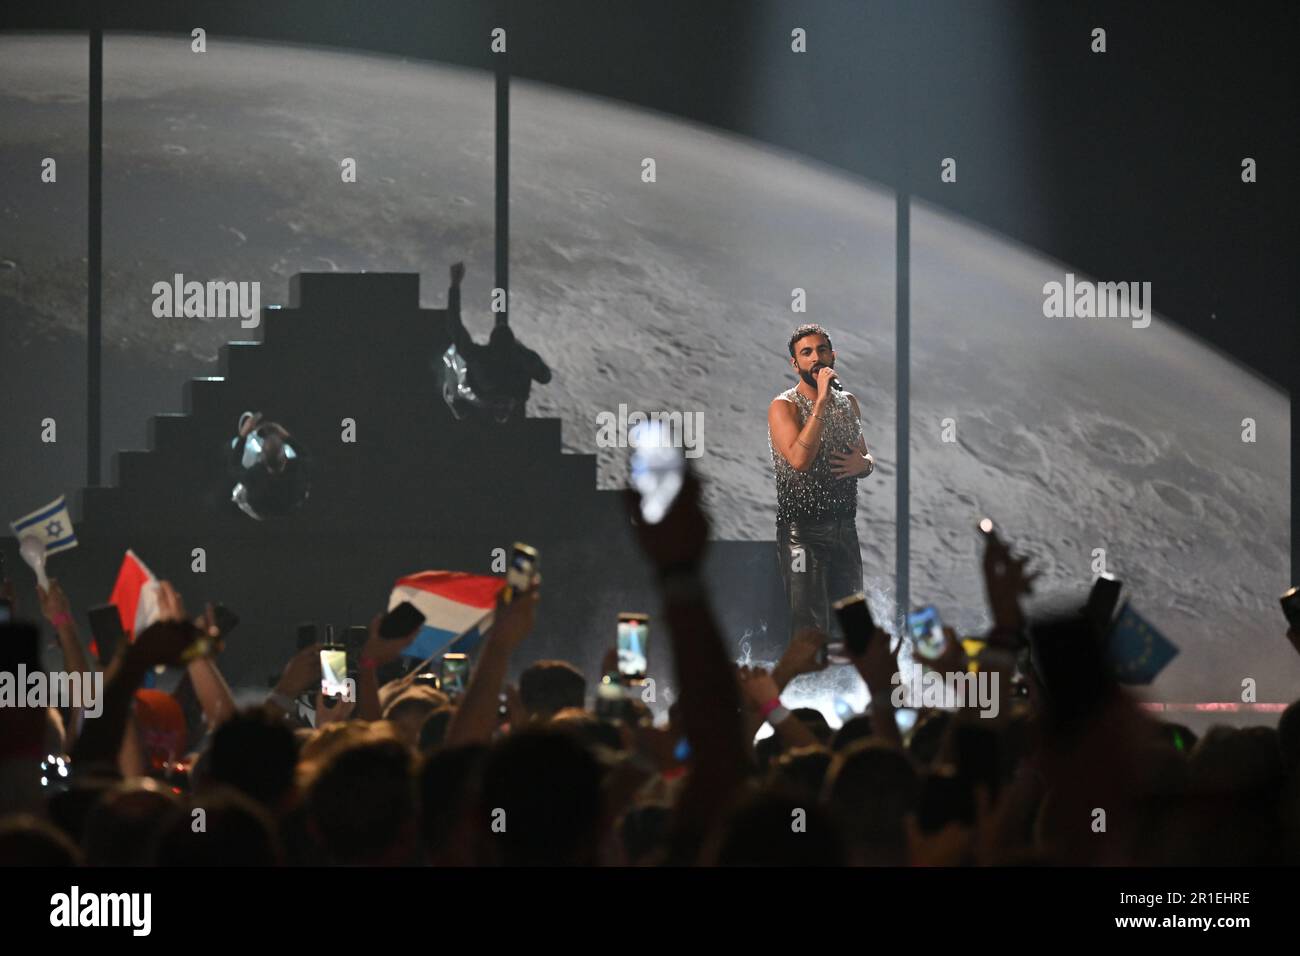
[2, 472, 1299, 867]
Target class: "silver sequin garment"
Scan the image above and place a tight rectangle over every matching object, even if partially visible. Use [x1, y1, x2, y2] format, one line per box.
[768, 386, 862, 524]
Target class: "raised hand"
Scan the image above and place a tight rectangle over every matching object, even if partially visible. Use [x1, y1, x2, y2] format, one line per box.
[36, 578, 72, 624]
[361, 610, 418, 668]
[774, 625, 829, 689]
[736, 665, 781, 711]
[981, 526, 1039, 631]
[276, 642, 323, 698]
[624, 471, 709, 573]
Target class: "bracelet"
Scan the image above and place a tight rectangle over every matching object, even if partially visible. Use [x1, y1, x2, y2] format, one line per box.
[50, 611, 74, 629]
[767, 705, 792, 726]
[759, 697, 782, 719]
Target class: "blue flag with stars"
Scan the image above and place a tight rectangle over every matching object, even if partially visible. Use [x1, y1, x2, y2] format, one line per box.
[1106, 601, 1178, 685]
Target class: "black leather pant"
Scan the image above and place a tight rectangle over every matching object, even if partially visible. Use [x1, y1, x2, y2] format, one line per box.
[777, 517, 864, 640]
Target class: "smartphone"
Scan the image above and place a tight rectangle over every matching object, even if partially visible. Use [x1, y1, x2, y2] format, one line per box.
[441, 653, 470, 696]
[629, 420, 686, 524]
[907, 605, 947, 661]
[505, 542, 539, 602]
[320, 645, 349, 699]
[1085, 574, 1123, 638]
[833, 592, 875, 656]
[617, 613, 649, 679]
[296, 622, 318, 650]
[88, 603, 126, 666]
[212, 603, 240, 636]
[1281, 586, 1300, 629]
[594, 672, 630, 723]
[381, 601, 426, 639]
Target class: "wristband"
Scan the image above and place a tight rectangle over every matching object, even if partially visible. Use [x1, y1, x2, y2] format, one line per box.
[51, 611, 74, 629]
[766, 705, 792, 726]
[759, 697, 782, 719]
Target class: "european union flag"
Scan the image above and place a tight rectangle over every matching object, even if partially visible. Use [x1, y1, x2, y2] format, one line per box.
[1106, 602, 1179, 685]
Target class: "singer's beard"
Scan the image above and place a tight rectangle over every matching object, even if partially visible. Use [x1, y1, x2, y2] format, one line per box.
[800, 362, 833, 389]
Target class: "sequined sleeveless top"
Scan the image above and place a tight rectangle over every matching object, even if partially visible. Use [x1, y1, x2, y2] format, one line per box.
[769, 386, 862, 524]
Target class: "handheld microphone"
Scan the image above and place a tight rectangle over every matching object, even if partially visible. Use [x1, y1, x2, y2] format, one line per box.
[817, 365, 844, 391]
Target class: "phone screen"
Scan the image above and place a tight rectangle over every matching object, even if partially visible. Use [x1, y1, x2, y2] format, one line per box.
[441, 654, 470, 695]
[908, 605, 946, 660]
[320, 648, 348, 697]
[617, 614, 649, 678]
[629, 421, 685, 524]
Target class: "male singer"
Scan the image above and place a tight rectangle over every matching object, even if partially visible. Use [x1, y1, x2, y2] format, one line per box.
[767, 324, 875, 639]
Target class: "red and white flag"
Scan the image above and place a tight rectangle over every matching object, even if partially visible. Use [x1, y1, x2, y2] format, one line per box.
[108, 549, 163, 640]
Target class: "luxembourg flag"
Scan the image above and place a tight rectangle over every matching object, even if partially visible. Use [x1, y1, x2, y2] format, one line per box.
[388, 571, 502, 661]
[109, 549, 164, 641]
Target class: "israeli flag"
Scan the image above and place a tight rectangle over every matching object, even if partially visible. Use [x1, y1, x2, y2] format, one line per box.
[10, 495, 78, 556]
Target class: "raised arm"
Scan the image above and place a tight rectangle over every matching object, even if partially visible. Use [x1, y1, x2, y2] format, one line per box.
[625, 474, 751, 860]
[447, 261, 477, 356]
[444, 585, 538, 746]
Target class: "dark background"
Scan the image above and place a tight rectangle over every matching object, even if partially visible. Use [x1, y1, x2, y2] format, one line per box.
[3, 0, 1296, 560]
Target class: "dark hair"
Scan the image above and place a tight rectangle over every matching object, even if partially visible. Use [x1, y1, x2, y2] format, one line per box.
[519, 660, 587, 719]
[207, 706, 299, 809]
[306, 738, 416, 864]
[787, 323, 833, 357]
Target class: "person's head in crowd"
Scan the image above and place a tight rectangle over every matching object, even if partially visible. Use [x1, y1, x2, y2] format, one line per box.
[384, 692, 448, 751]
[378, 679, 449, 715]
[476, 728, 605, 865]
[518, 661, 586, 722]
[709, 785, 847, 866]
[83, 778, 182, 866]
[46, 772, 120, 849]
[824, 739, 919, 866]
[792, 707, 833, 746]
[831, 713, 874, 752]
[151, 787, 282, 866]
[133, 689, 188, 776]
[261, 431, 287, 471]
[0, 814, 83, 866]
[418, 706, 456, 754]
[204, 707, 298, 812]
[297, 719, 399, 791]
[907, 710, 953, 767]
[418, 743, 488, 865]
[767, 746, 832, 799]
[306, 738, 417, 865]
[1026, 601, 1118, 736]
[551, 707, 624, 753]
